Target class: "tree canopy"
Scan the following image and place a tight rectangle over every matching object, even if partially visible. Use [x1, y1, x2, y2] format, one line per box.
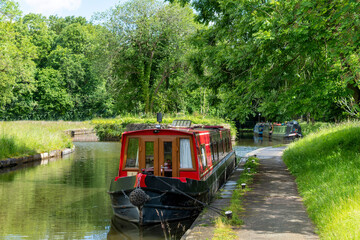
[171, 0, 360, 122]
[1, 0, 360, 123]
[95, 0, 202, 114]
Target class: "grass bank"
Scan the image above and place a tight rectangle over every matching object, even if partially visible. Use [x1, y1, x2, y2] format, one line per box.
[92, 114, 236, 141]
[283, 121, 360, 239]
[0, 121, 90, 160]
[299, 121, 333, 137]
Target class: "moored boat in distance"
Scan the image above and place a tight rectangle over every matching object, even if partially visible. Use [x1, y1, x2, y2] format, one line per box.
[271, 121, 302, 139]
[262, 122, 273, 138]
[108, 119, 236, 225]
[253, 123, 264, 136]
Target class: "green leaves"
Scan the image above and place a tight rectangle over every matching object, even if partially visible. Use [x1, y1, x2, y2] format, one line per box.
[171, 0, 360, 122]
[98, 0, 201, 114]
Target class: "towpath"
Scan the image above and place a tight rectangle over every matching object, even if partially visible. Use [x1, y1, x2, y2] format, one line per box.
[182, 146, 319, 240]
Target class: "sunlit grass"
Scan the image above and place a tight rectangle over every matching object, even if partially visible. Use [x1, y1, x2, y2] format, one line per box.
[213, 218, 237, 240]
[299, 121, 333, 137]
[0, 121, 90, 160]
[283, 121, 360, 239]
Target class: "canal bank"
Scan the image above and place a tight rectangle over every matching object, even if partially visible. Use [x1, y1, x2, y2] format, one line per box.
[182, 146, 318, 240]
[0, 128, 98, 171]
[0, 147, 75, 170]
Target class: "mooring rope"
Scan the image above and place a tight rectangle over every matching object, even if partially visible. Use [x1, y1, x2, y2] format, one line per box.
[155, 177, 226, 217]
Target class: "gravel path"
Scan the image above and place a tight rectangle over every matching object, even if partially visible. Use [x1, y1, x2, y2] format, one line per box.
[182, 146, 319, 240]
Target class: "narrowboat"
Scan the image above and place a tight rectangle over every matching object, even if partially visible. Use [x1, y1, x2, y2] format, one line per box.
[253, 123, 264, 136]
[108, 120, 236, 225]
[262, 123, 273, 138]
[271, 121, 302, 139]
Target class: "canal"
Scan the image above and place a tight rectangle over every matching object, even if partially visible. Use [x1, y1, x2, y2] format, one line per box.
[0, 136, 282, 239]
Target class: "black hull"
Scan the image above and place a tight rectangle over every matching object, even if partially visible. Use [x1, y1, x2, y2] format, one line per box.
[271, 133, 301, 140]
[108, 151, 236, 225]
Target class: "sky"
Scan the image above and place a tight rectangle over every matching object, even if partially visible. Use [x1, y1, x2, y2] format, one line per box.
[16, 0, 126, 20]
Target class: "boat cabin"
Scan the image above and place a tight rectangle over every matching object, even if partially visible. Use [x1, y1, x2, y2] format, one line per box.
[253, 123, 264, 136]
[272, 121, 302, 138]
[117, 122, 233, 181]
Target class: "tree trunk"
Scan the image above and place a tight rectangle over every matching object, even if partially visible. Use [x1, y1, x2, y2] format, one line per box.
[143, 54, 154, 114]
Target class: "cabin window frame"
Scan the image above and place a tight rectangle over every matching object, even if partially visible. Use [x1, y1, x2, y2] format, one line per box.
[178, 136, 196, 171]
[225, 137, 229, 153]
[214, 141, 219, 162]
[210, 142, 216, 164]
[122, 137, 140, 171]
[200, 144, 207, 170]
[122, 135, 195, 174]
[218, 139, 224, 157]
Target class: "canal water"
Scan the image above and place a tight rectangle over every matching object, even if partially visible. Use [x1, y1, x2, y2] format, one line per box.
[0, 136, 283, 240]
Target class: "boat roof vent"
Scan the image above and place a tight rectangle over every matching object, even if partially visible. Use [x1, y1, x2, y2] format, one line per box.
[171, 120, 192, 128]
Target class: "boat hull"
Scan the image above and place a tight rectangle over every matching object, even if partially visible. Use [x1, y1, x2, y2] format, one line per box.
[108, 151, 236, 225]
[271, 133, 301, 140]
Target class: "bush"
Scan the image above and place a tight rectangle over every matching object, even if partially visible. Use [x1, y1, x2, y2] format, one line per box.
[91, 114, 236, 140]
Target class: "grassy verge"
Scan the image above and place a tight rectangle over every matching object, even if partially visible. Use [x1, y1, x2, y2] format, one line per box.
[0, 121, 90, 160]
[91, 114, 236, 141]
[299, 121, 333, 137]
[213, 157, 259, 239]
[283, 121, 360, 239]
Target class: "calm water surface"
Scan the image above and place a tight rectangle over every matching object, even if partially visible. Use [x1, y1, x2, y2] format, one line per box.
[0, 138, 276, 240]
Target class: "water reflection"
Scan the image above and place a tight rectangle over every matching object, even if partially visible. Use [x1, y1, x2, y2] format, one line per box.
[0, 140, 265, 240]
[0, 142, 120, 240]
[108, 216, 195, 240]
[236, 133, 291, 147]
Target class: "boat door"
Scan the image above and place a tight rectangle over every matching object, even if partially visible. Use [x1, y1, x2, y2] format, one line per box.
[140, 137, 178, 177]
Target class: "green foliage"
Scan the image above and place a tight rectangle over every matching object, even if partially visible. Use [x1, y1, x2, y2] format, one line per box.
[283, 122, 360, 239]
[93, 123, 123, 141]
[35, 68, 73, 117]
[0, 0, 21, 21]
[0, 10, 113, 120]
[170, 0, 360, 123]
[95, 0, 203, 114]
[0, 4, 37, 114]
[299, 121, 333, 137]
[91, 114, 236, 140]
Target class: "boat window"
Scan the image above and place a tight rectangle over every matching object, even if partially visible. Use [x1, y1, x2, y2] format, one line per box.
[163, 141, 172, 170]
[224, 138, 228, 152]
[201, 145, 206, 169]
[210, 143, 215, 164]
[180, 138, 193, 168]
[218, 140, 224, 156]
[145, 142, 154, 169]
[214, 142, 219, 162]
[125, 138, 139, 168]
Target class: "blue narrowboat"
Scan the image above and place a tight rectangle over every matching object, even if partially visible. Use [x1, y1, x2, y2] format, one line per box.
[253, 123, 264, 136]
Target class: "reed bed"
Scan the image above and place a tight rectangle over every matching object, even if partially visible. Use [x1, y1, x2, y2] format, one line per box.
[0, 121, 90, 160]
[283, 121, 360, 239]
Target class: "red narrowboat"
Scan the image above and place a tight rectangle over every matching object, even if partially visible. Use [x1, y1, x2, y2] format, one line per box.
[108, 120, 236, 225]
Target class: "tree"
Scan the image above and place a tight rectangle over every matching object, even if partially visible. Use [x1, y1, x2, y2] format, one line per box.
[0, 0, 37, 119]
[171, 0, 358, 122]
[96, 0, 200, 114]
